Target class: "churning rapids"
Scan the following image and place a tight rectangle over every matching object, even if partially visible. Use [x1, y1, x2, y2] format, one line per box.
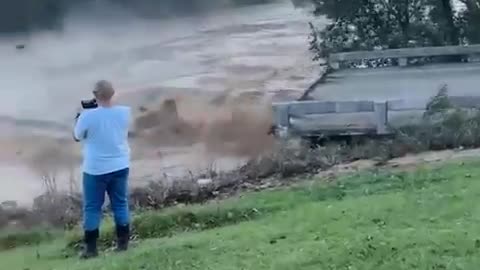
[0, 0, 324, 205]
[0, 1, 321, 123]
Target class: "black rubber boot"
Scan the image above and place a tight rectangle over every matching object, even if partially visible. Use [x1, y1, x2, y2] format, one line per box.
[80, 229, 99, 259]
[115, 224, 130, 252]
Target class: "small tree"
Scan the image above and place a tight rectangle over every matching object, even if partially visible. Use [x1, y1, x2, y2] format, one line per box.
[424, 84, 453, 116]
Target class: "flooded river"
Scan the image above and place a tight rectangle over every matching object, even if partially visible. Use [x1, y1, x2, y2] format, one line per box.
[0, 1, 321, 123]
[0, 1, 322, 205]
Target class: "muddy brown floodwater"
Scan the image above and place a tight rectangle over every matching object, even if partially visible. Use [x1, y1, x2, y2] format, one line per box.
[0, 1, 324, 206]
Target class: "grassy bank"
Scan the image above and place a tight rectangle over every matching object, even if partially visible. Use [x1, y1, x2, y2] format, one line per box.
[3, 159, 480, 269]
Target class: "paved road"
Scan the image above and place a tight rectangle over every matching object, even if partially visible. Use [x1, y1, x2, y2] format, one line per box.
[311, 62, 480, 104]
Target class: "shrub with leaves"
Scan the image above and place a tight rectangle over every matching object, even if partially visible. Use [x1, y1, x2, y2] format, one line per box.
[424, 84, 453, 116]
[394, 87, 480, 150]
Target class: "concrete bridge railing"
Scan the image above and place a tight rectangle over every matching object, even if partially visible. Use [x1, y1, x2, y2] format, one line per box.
[273, 100, 389, 136]
[328, 44, 480, 69]
[272, 96, 480, 137]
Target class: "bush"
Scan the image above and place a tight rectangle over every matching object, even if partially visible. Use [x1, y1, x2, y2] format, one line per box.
[0, 192, 82, 232]
[394, 87, 480, 151]
[424, 84, 452, 116]
[32, 193, 82, 229]
[129, 175, 220, 210]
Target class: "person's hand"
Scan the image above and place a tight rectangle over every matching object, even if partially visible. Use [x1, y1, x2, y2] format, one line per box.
[75, 107, 83, 122]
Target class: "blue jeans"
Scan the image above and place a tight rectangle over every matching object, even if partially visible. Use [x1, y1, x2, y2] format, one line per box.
[82, 168, 130, 231]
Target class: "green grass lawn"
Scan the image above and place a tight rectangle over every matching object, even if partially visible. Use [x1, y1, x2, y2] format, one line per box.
[4, 160, 480, 270]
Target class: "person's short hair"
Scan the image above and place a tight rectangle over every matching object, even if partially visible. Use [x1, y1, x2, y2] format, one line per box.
[93, 80, 115, 101]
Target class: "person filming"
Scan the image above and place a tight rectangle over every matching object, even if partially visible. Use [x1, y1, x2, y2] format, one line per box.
[73, 80, 132, 259]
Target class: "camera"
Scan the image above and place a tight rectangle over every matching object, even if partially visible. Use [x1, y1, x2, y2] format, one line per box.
[81, 98, 98, 109]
